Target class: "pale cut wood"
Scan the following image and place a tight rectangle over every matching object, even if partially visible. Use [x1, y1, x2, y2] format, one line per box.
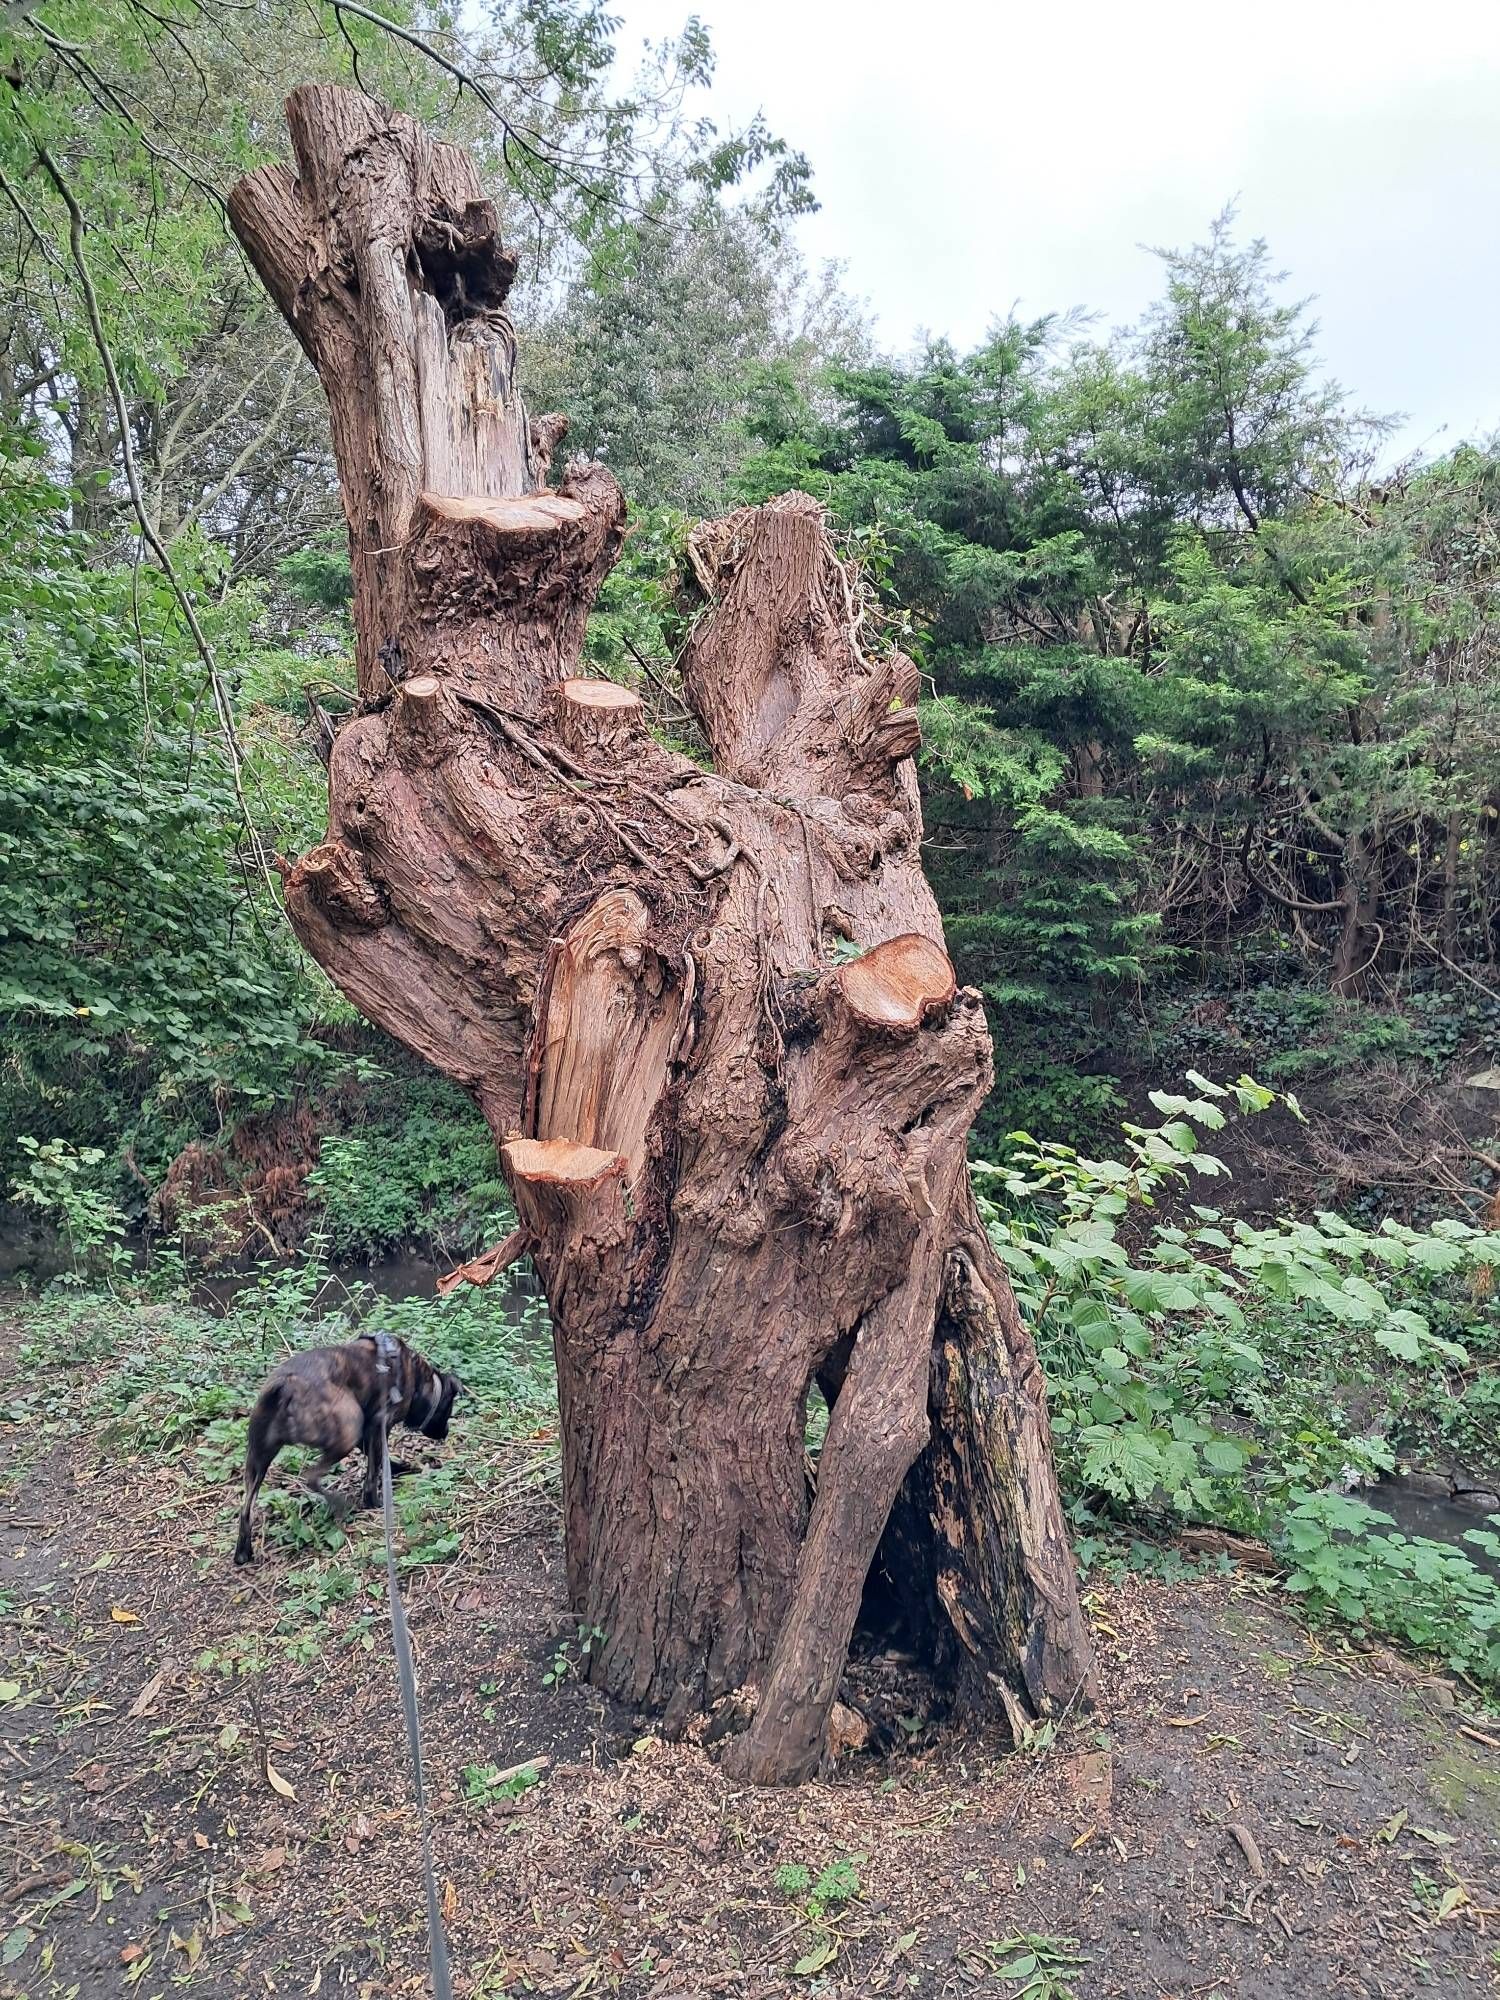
[840, 934, 957, 1030]
[560, 678, 639, 709]
[414, 295, 532, 503]
[420, 490, 587, 534]
[435, 1226, 528, 1295]
[556, 679, 645, 758]
[503, 1137, 626, 1187]
[533, 890, 677, 1180]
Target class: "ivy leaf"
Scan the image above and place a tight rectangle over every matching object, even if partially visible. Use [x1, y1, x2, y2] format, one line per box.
[1, 1928, 33, 1967]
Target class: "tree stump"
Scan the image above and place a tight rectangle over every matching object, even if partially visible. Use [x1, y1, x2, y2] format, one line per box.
[229, 83, 1091, 1783]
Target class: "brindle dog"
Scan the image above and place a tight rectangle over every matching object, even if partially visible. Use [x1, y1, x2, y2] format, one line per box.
[233, 1335, 460, 1565]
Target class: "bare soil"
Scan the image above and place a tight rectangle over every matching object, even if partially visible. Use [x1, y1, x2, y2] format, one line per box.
[2, 1314, 1499, 2000]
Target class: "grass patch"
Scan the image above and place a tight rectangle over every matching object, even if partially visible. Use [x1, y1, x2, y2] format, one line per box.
[8, 1261, 557, 1666]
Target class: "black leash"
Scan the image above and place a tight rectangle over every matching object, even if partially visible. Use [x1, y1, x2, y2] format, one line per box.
[374, 1334, 454, 2000]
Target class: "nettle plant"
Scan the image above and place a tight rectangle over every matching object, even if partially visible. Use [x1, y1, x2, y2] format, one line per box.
[1278, 1492, 1500, 1686]
[976, 1077, 1500, 1684]
[974, 1074, 1475, 1525]
[9, 1136, 128, 1280]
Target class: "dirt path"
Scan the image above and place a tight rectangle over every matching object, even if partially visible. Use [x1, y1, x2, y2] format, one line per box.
[2, 1306, 1498, 1998]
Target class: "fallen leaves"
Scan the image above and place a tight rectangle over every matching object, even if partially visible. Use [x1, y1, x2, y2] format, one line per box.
[1375, 1809, 1457, 1850]
[1227, 1823, 1266, 1879]
[109, 1607, 140, 1626]
[169, 1927, 203, 1970]
[125, 1670, 164, 1720]
[793, 1934, 837, 1977]
[264, 1755, 296, 1801]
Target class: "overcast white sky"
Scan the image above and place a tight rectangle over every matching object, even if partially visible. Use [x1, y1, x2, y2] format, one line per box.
[611, 0, 1500, 463]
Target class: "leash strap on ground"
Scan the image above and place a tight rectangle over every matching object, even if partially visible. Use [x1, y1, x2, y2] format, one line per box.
[375, 1336, 454, 2000]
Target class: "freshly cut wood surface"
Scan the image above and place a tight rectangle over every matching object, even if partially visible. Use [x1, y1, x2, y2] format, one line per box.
[502, 1137, 626, 1187]
[840, 934, 956, 1029]
[421, 490, 587, 533]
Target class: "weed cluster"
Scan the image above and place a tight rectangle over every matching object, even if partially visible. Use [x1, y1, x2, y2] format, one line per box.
[980, 1074, 1500, 1690]
[10, 1263, 555, 1671]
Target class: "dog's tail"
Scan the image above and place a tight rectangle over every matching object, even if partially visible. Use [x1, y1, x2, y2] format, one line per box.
[233, 1381, 285, 1567]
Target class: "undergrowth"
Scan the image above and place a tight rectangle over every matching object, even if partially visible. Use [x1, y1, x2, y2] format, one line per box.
[9, 1067, 1500, 1700]
[5, 1262, 554, 1666]
[303, 1072, 516, 1260]
[979, 1074, 1500, 1694]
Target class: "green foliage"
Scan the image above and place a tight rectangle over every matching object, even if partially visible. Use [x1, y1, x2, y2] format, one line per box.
[0, 437, 325, 1193]
[304, 1074, 513, 1261]
[582, 506, 697, 682]
[8, 1137, 126, 1278]
[277, 538, 353, 613]
[462, 1761, 544, 1808]
[979, 1076, 1500, 1690]
[1278, 1493, 1500, 1685]
[772, 1852, 865, 1974]
[530, 186, 854, 516]
[774, 1855, 862, 1915]
[541, 1624, 606, 1689]
[984, 1934, 1088, 2000]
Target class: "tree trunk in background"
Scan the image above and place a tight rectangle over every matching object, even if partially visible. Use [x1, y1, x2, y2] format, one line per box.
[1331, 828, 1382, 998]
[1441, 810, 1463, 963]
[230, 85, 1090, 1782]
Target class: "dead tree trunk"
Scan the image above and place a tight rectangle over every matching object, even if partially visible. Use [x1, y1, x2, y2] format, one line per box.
[230, 85, 1091, 1783]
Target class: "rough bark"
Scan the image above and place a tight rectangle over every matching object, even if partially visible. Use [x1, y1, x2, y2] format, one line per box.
[230, 84, 1091, 1783]
[1331, 827, 1383, 998]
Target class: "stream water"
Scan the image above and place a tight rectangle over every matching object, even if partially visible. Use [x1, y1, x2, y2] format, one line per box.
[189, 1250, 547, 1321]
[1367, 1475, 1500, 1577]
[192, 1251, 453, 1312]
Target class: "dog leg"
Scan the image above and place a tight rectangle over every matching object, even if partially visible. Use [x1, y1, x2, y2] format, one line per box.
[234, 1383, 290, 1566]
[299, 1448, 351, 1520]
[234, 1428, 280, 1566]
[360, 1427, 386, 1511]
